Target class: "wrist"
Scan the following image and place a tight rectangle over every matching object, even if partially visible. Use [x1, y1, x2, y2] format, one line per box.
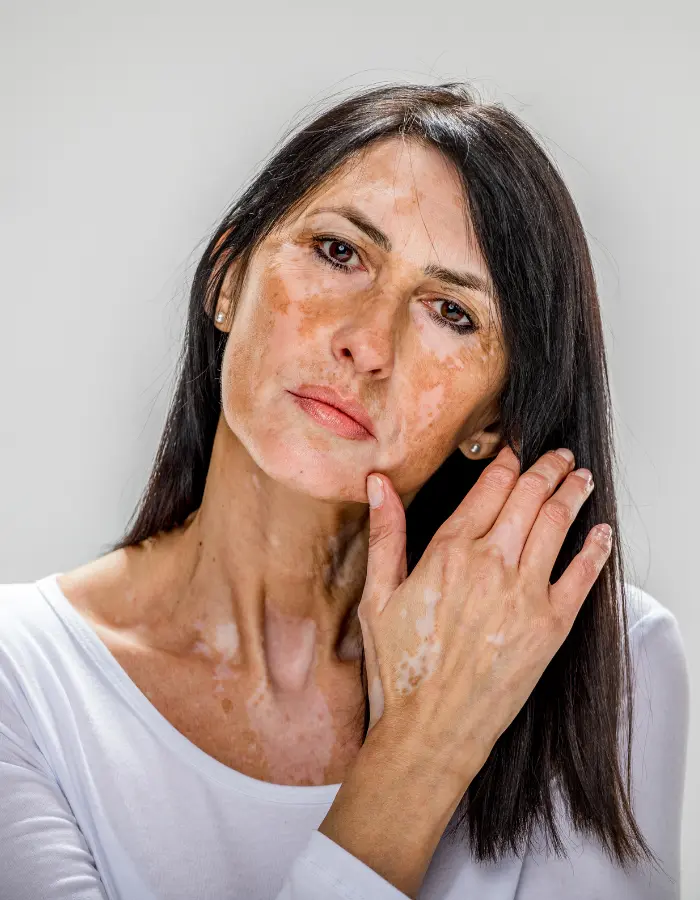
[363, 710, 486, 800]
[318, 716, 473, 898]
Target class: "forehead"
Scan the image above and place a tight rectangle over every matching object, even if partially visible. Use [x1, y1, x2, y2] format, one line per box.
[290, 136, 489, 278]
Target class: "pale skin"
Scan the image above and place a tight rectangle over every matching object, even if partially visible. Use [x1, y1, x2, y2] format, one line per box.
[57, 135, 612, 897]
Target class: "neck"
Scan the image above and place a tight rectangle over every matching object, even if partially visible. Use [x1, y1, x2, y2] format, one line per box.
[146, 415, 376, 688]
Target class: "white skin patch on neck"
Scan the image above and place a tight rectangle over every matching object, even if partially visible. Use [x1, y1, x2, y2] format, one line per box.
[191, 618, 241, 692]
[214, 621, 240, 658]
[263, 602, 318, 693]
[394, 587, 442, 696]
[245, 676, 336, 785]
[212, 621, 241, 692]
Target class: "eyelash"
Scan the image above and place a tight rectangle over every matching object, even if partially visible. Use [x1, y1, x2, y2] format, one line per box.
[311, 234, 478, 336]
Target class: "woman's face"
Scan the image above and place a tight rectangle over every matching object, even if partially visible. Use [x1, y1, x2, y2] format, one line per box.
[217, 135, 507, 502]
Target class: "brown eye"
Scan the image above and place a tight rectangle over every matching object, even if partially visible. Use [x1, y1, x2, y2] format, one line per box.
[439, 301, 468, 324]
[326, 240, 354, 264]
[311, 235, 362, 272]
[425, 298, 477, 336]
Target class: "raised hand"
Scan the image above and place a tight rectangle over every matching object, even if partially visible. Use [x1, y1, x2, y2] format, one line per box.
[358, 444, 611, 789]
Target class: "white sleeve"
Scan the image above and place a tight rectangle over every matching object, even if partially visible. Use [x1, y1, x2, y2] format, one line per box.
[275, 830, 410, 900]
[515, 604, 689, 900]
[0, 670, 109, 900]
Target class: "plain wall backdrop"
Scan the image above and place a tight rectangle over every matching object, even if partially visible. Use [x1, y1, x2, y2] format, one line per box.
[1, 0, 697, 895]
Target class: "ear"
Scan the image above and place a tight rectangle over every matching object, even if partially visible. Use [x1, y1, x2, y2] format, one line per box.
[457, 418, 506, 462]
[212, 259, 241, 333]
[209, 227, 240, 333]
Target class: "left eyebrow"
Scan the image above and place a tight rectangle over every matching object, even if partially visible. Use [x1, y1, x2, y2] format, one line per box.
[307, 204, 494, 299]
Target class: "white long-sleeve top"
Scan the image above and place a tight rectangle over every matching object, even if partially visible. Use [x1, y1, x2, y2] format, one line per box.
[0, 573, 689, 900]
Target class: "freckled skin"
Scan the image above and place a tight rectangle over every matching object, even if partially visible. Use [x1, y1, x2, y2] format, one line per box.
[56, 135, 510, 787]
[219, 135, 507, 501]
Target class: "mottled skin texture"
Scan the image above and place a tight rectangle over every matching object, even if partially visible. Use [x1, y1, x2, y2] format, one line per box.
[57, 135, 508, 787]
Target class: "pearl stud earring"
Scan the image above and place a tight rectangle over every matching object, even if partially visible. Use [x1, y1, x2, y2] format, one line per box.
[215, 311, 225, 323]
[469, 442, 481, 455]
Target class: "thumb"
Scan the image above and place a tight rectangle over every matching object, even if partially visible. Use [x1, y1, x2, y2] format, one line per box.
[363, 473, 407, 614]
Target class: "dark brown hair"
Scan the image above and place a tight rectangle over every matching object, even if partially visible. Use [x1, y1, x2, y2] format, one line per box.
[110, 82, 658, 871]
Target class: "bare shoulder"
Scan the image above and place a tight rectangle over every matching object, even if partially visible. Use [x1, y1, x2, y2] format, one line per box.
[57, 548, 141, 626]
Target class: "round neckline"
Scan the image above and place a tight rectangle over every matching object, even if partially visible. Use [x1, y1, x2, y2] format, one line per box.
[35, 572, 343, 806]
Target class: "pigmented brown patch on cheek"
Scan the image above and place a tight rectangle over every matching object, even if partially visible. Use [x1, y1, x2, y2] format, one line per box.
[264, 275, 292, 316]
[295, 292, 347, 344]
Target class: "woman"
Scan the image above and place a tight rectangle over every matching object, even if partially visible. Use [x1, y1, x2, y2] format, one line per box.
[0, 82, 688, 899]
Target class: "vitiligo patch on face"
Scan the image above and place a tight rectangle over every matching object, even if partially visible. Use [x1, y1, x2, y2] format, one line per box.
[394, 587, 442, 696]
[414, 382, 445, 432]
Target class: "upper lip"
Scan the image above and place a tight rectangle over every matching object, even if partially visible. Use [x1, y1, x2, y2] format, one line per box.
[289, 384, 376, 437]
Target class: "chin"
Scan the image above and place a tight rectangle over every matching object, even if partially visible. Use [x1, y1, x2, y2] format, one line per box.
[242, 424, 375, 503]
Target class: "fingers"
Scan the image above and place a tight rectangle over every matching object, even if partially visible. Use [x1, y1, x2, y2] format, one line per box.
[478, 449, 576, 565]
[445, 445, 521, 538]
[549, 523, 613, 618]
[361, 472, 408, 615]
[519, 467, 595, 580]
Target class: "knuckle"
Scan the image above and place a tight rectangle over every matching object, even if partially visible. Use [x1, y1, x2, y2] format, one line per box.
[518, 470, 550, 497]
[576, 552, 600, 582]
[481, 463, 519, 492]
[482, 541, 506, 566]
[541, 498, 574, 528]
[547, 449, 573, 471]
[429, 529, 456, 556]
[368, 522, 396, 551]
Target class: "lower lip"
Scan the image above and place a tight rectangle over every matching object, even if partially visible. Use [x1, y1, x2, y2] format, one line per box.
[290, 393, 374, 441]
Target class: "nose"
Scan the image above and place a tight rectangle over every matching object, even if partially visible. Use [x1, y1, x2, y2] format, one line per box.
[330, 293, 399, 377]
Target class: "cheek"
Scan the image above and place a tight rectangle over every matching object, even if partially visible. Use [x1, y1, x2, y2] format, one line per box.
[388, 314, 502, 482]
[409, 301, 466, 367]
[222, 269, 312, 404]
[394, 375, 470, 473]
[219, 266, 341, 474]
[396, 311, 479, 444]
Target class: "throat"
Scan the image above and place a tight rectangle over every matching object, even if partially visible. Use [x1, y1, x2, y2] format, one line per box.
[263, 601, 319, 692]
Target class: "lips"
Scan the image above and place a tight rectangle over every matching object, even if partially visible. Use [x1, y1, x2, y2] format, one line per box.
[289, 384, 375, 438]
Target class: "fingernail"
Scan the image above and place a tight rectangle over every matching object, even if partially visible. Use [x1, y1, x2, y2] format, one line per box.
[367, 475, 384, 509]
[596, 523, 612, 544]
[555, 448, 574, 464]
[575, 468, 594, 488]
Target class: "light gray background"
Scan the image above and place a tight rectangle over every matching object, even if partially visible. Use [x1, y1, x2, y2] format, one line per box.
[1, 0, 697, 895]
